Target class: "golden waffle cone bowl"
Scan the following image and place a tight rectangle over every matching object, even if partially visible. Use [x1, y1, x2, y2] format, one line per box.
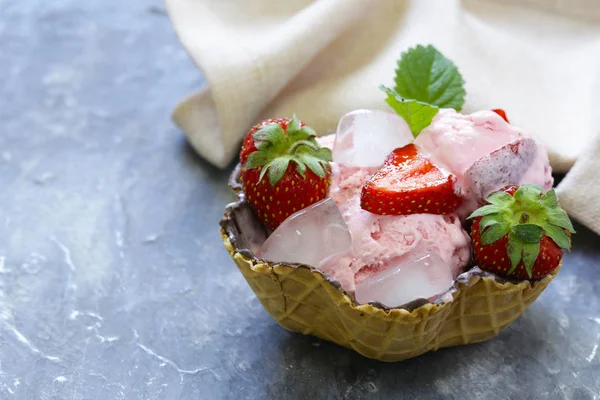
[221, 166, 558, 362]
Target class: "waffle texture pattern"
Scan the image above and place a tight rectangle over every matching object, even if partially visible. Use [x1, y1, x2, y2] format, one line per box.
[221, 221, 556, 362]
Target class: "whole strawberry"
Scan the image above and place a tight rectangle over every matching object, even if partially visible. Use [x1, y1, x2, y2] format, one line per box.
[240, 116, 332, 230]
[240, 117, 293, 166]
[468, 185, 575, 280]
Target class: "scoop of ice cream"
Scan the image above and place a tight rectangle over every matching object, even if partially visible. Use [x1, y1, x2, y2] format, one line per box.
[414, 109, 553, 216]
[318, 163, 471, 292]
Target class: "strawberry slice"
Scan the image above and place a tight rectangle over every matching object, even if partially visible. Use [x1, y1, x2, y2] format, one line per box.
[491, 109, 509, 123]
[360, 144, 461, 216]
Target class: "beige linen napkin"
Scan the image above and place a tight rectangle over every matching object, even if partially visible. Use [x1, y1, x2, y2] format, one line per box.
[166, 0, 600, 234]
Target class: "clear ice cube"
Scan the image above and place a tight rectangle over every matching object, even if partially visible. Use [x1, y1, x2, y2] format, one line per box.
[354, 253, 453, 308]
[256, 198, 352, 267]
[333, 109, 413, 167]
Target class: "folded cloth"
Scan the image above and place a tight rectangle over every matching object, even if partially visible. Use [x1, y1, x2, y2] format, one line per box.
[166, 0, 600, 234]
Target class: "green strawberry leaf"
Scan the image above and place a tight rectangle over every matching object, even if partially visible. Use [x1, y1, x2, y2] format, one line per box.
[314, 147, 333, 162]
[286, 115, 301, 134]
[511, 224, 544, 243]
[513, 184, 543, 203]
[481, 223, 509, 245]
[522, 242, 540, 278]
[248, 117, 331, 186]
[485, 191, 515, 206]
[468, 204, 505, 219]
[245, 151, 270, 170]
[479, 215, 504, 231]
[507, 233, 523, 274]
[264, 157, 290, 186]
[393, 44, 466, 111]
[291, 159, 306, 177]
[296, 153, 325, 178]
[380, 86, 439, 137]
[547, 208, 576, 233]
[471, 185, 575, 278]
[540, 189, 558, 207]
[544, 224, 571, 250]
[253, 123, 285, 151]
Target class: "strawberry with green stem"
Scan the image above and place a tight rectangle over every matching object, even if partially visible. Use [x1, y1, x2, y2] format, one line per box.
[240, 116, 332, 230]
[468, 185, 574, 279]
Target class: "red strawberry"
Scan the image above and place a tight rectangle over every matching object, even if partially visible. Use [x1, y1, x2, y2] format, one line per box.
[240, 116, 332, 230]
[240, 118, 299, 166]
[492, 109, 509, 123]
[469, 185, 574, 280]
[360, 144, 461, 216]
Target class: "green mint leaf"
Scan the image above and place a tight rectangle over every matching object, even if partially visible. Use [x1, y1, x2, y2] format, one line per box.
[393, 44, 466, 111]
[380, 85, 439, 137]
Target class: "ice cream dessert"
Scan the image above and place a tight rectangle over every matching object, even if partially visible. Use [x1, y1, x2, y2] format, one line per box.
[220, 44, 574, 361]
[251, 105, 564, 308]
[414, 108, 554, 217]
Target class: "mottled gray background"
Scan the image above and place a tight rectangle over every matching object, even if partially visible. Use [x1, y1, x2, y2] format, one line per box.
[0, 0, 599, 399]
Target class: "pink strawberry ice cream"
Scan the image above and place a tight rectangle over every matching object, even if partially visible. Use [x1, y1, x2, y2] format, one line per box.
[415, 109, 553, 216]
[317, 163, 471, 293]
[308, 109, 554, 303]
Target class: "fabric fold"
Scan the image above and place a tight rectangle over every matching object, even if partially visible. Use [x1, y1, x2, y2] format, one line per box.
[166, 0, 600, 234]
[168, 0, 369, 167]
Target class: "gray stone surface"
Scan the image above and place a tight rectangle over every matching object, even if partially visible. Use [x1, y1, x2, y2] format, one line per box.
[0, 0, 599, 399]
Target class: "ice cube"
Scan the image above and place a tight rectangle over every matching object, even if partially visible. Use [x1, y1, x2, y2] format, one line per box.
[465, 138, 537, 200]
[333, 109, 413, 167]
[256, 198, 352, 267]
[354, 253, 453, 308]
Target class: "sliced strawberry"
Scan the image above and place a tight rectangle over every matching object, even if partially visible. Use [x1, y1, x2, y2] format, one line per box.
[360, 144, 461, 216]
[469, 185, 575, 280]
[492, 109, 509, 123]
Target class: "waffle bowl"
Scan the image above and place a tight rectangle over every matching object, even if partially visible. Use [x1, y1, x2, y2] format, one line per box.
[220, 165, 558, 362]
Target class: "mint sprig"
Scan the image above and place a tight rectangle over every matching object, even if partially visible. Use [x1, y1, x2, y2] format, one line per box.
[380, 86, 439, 138]
[394, 44, 466, 111]
[380, 44, 466, 137]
